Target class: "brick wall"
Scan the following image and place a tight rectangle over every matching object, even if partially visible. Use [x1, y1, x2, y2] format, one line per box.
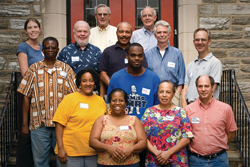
[0, 0, 42, 109]
[199, 0, 250, 109]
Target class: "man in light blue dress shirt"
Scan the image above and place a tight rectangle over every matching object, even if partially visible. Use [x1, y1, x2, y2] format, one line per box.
[130, 6, 157, 52]
[145, 20, 185, 106]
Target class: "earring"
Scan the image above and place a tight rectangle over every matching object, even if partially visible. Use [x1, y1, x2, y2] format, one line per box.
[124, 108, 129, 114]
[108, 108, 112, 114]
[79, 85, 81, 89]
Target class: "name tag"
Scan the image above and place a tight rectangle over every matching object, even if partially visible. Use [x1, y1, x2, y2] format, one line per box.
[80, 103, 89, 109]
[166, 116, 175, 121]
[142, 88, 150, 95]
[124, 58, 128, 64]
[119, 125, 129, 131]
[188, 72, 193, 79]
[59, 71, 67, 78]
[192, 117, 200, 124]
[72, 56, 79, 62]
[168, 62, 175, 68]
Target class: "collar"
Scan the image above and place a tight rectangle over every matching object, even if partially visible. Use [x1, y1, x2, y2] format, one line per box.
[74, 42, 89, 51]
[143, 26, 154, 35]
[157, 44, 169, 51]
[98, 24, 110, 31]
[194, 52, 213, 62]
[114, 41, 130, 50]
[198, 97, 215, 110]
[39, 59, 61, 68]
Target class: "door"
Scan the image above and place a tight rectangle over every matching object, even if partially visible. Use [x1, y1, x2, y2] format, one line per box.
[68, 0, 177, 46]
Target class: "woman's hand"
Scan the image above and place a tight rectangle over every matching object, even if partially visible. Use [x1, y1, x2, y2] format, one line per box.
[120, 146, 134, 162]
[106, 145, 125, 162]
[58, 147, 67, 163]
[156, 150, 171, 165]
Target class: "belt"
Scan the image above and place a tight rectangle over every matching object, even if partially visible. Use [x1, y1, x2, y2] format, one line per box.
[191, 149, 226, 159]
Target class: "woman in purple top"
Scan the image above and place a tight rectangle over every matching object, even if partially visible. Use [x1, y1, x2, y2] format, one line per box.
[16, 18, 44, 167]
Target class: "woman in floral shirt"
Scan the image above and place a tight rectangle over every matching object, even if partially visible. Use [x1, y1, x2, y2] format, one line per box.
[141, 80, 193, 167]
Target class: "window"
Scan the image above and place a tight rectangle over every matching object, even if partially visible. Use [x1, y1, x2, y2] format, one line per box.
[136, 0, 160, 28]
[84, 0, 109, 27]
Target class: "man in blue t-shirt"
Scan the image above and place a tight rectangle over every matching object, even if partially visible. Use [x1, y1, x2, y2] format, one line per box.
[107, 43, 160, 120]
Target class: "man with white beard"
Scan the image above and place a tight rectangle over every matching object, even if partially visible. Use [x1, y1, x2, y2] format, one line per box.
[58, 21, 102, 76]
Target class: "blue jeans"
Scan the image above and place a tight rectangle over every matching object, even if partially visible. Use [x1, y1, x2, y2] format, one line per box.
[57, 155, 98, 167]
[188, 151, 229, 167]
[30, 127, 56, 167]
[97, 162, 140, 167]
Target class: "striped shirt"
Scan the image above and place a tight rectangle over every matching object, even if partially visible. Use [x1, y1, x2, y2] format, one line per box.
[17, 59, 77, 130]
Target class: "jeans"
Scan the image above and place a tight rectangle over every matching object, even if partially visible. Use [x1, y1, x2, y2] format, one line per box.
[30, 127, 56, 167]
[97, 162, 140, 167]
[188, 151, 229, 167]
[57, 155, 98, 167]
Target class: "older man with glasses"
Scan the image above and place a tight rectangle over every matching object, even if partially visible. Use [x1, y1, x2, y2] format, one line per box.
[89, 4, 117, 52]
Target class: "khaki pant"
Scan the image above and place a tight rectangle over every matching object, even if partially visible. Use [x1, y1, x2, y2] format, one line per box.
[171, 90, 180, 106]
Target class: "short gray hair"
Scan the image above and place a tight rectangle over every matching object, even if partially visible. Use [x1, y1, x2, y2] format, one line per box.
[73, 21, 90, 33]
[117, 22, 132, 33]
[140, 6, 156, 17]
[154, 20, 171, 35]
[94, 4, 111, 14]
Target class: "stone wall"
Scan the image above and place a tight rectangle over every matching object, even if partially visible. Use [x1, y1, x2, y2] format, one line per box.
[0, 0, 42, 109]
[199, 0, 250, 109]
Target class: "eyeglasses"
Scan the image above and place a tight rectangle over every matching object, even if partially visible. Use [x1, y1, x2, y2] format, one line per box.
[44, 47, 57, 50]
[97, 13, 109, 17]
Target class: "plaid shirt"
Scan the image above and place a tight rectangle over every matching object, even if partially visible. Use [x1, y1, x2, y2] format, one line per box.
[17, 59, 77, 130]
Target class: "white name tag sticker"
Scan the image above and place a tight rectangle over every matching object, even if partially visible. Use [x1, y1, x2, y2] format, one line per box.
[119, 125, 129, 131]
[80, 103, 89, 109]
[142, 88, 150, 95]
[72, 56, 80, 62]
[192, 117, 200, 124]
[168, 62, 175, 68]
[60, 71, 67, 78]
[124, 58, 128, 64]
[166, 116, 175, 121]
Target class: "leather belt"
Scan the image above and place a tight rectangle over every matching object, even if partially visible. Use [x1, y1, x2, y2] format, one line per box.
[191, 149, 226, 159]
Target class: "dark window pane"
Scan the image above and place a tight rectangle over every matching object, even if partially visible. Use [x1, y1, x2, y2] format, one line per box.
[148, 0, 159, 8]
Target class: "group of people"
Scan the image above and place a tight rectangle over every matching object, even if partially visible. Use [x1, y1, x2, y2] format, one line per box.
[15, 3, 237, 167]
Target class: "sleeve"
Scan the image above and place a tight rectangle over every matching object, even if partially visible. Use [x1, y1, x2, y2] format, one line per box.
[16, 43, 27, 56]
[153, 75, 161, 105]
[225, 105, 238, 132]
[99, 49, 109, 72]
[66, 66, 77, 93]
[210, 59, 222, 84]
[180, 108, 194, 138]
[184, 63, 191, 86]
[57, 47, 67, 62]
[106, 75, 117, 103]
[95, 48, 102, 73]
[177, 51, 185, 86]
[52, 95, 72, 126]
[17, 68, 35, 97]
[140, 108, 151, 137]
[130, 31, 135, 43]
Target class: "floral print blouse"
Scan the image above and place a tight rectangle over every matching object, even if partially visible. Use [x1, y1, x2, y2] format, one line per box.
[141, 106, 193, 167]
[98, 115, 140, 165]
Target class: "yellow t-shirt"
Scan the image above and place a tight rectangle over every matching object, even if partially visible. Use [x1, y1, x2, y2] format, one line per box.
[53, 92, 106, 156]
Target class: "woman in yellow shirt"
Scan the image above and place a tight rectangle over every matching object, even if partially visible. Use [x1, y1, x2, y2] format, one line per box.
[53, 69, 106, 167]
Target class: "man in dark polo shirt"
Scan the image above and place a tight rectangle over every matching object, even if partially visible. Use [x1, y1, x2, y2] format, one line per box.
[99, 22, 148, 97]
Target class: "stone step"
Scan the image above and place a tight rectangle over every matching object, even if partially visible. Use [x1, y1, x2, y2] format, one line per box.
[228, 140, 244, 167]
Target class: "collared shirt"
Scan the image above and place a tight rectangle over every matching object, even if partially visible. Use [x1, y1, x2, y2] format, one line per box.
[89, 24, 117, 52]
[130, 26, 157, 52]
[57, 43, 102, 75]
[185, 98, 238, 156]
[184, 53, 222, 102]
[99, 42, 148, 78]
[17, 59, 77, 130]
[145, 45, 185, 85]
